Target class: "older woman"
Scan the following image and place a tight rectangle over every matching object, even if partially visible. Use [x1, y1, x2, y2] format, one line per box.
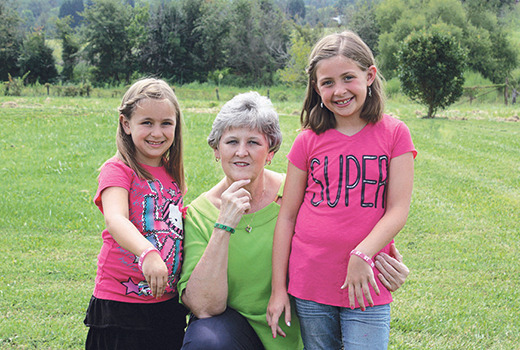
[177, 92, 409, 349]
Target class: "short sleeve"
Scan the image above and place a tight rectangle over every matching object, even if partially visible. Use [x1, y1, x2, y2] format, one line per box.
[287, 130, 309, 171]
[392, 121, 417, 159]
[93, 158, 134, 212]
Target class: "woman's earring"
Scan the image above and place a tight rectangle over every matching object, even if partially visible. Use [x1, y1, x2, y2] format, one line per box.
[215, 157, 220, 162]
[368, 86, 372, 97]
[320, 102, 324, 108]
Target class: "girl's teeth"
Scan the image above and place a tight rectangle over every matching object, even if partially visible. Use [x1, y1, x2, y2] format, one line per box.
[337, 97, 353, 105]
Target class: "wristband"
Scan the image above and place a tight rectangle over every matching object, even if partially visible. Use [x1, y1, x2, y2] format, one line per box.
[214, 222, 235, 234]
[350, 249, 375, 268]
[138, 246, 159, 272]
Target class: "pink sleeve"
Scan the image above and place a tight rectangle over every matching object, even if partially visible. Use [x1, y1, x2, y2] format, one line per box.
[93, 159, 134, 212]
[287, 130, 309, 171]
[392, 122, 417, 159]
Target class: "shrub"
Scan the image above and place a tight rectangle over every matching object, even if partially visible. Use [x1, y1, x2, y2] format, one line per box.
[383, 77, 401, 98]
[4, 72, 30, 96]
[63, 85, 79, 97]
[397, 29, 466, 118]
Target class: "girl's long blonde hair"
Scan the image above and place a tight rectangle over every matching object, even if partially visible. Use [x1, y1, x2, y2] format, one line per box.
[116, 78, 185, 193]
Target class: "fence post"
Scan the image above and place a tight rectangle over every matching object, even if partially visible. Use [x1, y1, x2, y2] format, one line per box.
[504, 77, 509, 106]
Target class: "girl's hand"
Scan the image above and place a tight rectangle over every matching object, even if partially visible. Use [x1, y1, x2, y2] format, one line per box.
[266, 290, 291, 339]
[341, 255, 380, 311]
[217, 179, 251, 229]
[375, 243, 410, 292]
[142, 250, 168, 299]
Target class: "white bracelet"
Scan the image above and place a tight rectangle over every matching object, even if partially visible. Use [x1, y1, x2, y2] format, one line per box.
[350, 249, 375, 268]
[138, 246, 159, 272]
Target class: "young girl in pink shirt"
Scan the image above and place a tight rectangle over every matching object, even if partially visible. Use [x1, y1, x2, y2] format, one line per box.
[267, 31, 416, 349]
[84, 78, 187, 349]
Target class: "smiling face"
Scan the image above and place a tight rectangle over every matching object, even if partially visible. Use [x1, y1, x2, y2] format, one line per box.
[314, 55, 376, 122]
[121, 98, 177, 167]
[214, 127, 274, 183]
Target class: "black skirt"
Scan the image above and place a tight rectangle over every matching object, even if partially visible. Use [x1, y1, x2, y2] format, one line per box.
[84, 296, 188, 350]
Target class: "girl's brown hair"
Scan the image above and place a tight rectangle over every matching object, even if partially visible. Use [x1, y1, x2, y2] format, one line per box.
[301, 31, 385, 134]
[116, 78, 185, 193]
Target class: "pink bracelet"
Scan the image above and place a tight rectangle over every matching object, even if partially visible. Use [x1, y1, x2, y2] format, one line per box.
[138, 246, 159, 272]
[350, 249, 375, 268]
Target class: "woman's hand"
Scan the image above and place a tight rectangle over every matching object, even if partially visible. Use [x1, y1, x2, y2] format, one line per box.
[341, 255, 380, 311]
[182, 179, 252, 318]
[266, 290, 291, 339]
[375, 243, 410, 292]
[141, 250, 168, 299]
[217, 179, 251, 229]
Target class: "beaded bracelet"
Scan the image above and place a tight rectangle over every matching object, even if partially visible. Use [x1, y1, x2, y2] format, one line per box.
[138, 246, 159, 272]
[350, 249, 375, 268]
[214, 222, 235, 234]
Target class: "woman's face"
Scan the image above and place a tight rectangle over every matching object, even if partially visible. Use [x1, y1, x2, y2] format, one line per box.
[215, 127, 274, 183]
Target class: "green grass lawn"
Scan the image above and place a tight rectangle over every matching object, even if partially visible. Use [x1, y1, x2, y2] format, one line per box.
[0, 90, 519, 349]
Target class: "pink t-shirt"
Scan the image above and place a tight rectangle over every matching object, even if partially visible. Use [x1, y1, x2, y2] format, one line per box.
[92, 157, 185, 303]
[287, 114, 416, 308]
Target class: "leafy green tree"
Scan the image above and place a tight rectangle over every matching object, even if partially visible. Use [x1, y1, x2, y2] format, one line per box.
[347, 1, 379, 55]
[59, 0, 84, 27]
[194, 0, 230, 76]
[486, 30, 518, 85]
[0, 0, 23, 81]
[462, 0, 518, 14]
[376, 0, 465, 77]
[463, 2, 518, 85]
[18, 28, 58, 84]
[126, 2, 150, 78]
[224, 0, 290, 86]
[56, 16, 80, 82]
[17, 0, 50, 32]
[278, 24, 322, 86]
[376, 0, 518, 84]
[398, 29, 466, 118]
[178, 0, 206, 83]
[278, 33, 311, 86]
[287, 0, 305, 19]
[137, 0, 210, 83]
[81, 0, 133, 84]
[137, 2, 186, 81]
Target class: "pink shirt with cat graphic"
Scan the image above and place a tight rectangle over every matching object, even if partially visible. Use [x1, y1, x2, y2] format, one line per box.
[287, 114, 416, 308]
[92, 157, 185, 303]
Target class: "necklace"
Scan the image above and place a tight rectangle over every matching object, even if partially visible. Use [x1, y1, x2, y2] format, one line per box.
[245, 186, 265, 233]
[245, 212, 256, 233]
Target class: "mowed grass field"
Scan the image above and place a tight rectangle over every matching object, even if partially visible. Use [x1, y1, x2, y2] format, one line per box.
[0, 88, 519, 349]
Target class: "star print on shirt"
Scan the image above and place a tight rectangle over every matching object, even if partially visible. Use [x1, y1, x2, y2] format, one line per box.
[121, 278, 140, 295]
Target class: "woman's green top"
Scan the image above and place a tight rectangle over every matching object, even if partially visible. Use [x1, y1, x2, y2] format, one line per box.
[178, 179, 303, 350]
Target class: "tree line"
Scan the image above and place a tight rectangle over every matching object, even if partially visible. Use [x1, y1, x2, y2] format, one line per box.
[0, 0, 518, 94]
